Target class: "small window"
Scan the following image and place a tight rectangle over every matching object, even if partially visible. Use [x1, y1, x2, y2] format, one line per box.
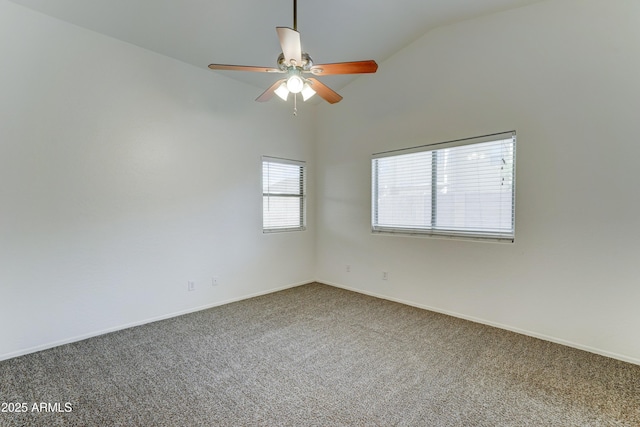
[262, 156, 306, 233]
[372, 132, 515, 242]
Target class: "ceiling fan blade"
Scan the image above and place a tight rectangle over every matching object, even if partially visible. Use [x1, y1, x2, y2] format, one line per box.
[308, 60, 378, 76]
[208, 64, 282, 73]
[256, 79, 286, 102]
[307, 78, 343, 104]
[276, 27, 302, 66]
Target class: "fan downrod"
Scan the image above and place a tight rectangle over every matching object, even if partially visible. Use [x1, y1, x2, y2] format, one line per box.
[293, 0, 297, 31]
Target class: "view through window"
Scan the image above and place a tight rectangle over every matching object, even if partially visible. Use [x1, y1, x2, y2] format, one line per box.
[262, 157, 306, 232]
[372, 132, 515, 241]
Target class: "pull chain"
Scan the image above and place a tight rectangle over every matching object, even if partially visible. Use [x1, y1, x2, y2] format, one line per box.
[293, 93, 298, 116]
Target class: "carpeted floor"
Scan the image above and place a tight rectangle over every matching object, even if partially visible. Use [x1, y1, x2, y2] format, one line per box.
[1, 283, 639, 426]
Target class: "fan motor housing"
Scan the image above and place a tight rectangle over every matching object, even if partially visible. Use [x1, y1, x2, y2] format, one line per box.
[277, 52, 313, 71]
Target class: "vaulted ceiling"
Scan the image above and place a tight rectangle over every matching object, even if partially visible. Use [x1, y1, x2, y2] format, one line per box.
[9, 0, 545, 92]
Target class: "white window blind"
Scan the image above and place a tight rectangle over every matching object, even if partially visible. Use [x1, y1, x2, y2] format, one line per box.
[262, 156, 306, 232]
[372, 132, 515, 241]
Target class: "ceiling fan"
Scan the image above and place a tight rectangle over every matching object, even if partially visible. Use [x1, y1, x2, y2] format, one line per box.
[208, 0, 378, 114]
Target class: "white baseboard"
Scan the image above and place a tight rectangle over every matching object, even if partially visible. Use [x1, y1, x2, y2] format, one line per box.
[319, 280, 640, 367]
[6, 279, 638, 367]
[0, 280, 311, 362]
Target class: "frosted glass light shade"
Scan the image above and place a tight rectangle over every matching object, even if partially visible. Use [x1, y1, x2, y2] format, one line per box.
[286, 75, 304, 93]
[301, 83, 316, 101]
[274, 82, 289, 101]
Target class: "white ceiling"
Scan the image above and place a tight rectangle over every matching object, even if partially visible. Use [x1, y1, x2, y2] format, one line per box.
[9, 0, 544, 94]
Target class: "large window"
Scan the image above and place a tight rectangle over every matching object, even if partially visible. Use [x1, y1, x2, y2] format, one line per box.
[262, 156, 306, 232]
[372, 132, 515, 241]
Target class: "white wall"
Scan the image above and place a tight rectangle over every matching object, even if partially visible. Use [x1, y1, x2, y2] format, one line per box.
[0, 0, 316, 360]
[316, 0, 640, 364]
[3, 0, 640, 366]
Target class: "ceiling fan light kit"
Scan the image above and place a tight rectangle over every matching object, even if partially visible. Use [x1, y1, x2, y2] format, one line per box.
[208, 0, 378, 115]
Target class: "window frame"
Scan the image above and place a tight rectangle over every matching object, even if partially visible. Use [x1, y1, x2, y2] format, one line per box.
[371, 131, 516, 242]
[262, 156, 307, 233]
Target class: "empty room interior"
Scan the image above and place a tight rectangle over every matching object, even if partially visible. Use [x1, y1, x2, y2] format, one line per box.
[1, 0, 640, 425]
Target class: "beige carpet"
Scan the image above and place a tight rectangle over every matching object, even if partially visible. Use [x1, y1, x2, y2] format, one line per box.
[1, 283, 639, 426]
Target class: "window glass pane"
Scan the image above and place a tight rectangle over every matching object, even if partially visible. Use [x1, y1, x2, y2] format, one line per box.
[436, 139, 514, 234]
[262, 196, 302, 230]
[262, 162, 303, 195]
[375, 151, 432, 229]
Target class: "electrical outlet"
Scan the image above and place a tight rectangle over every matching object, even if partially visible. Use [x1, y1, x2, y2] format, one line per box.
[346, 265, 351, 273]
[188, 281, 195, 291]
[382, 271, 389, 281]
[212, 277, 219, 286]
